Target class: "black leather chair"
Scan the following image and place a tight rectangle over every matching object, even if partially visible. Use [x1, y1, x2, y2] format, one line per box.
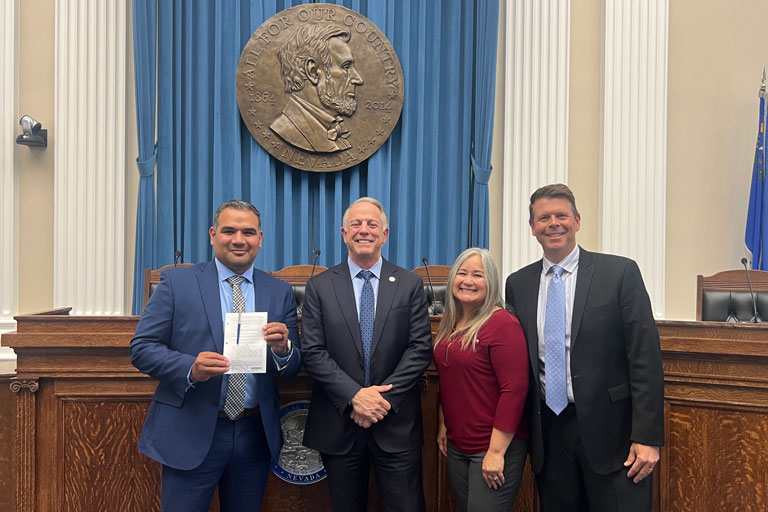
[697, 269, 768, 322]
[411, 265, 451, 315]
[269, 264, 328, 317]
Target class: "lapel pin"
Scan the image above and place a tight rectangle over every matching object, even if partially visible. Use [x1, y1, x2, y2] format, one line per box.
[388, 276, 396, 282]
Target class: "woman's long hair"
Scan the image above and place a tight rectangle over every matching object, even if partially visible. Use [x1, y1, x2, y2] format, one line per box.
[435, 248, 505, 351]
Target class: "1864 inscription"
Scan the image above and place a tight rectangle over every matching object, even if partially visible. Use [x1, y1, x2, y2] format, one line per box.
[236, 4, 404, 172]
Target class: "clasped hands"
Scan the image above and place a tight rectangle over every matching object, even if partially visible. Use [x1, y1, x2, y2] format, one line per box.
[189, 321, 290, 382]
[349, 384, 393, 428]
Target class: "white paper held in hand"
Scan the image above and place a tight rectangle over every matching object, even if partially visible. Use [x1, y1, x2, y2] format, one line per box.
[223, 311, 268, 373]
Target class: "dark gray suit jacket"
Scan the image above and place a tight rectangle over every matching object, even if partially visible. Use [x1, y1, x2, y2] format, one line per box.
[505, 248, 664, 474]
[301, 259, 433, 455]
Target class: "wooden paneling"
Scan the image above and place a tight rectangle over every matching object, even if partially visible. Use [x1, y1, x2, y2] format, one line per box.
[658, 320, 768, 512]
[0, 374, 14, 512]
[3, 311, 534, 511]
[61, 399, 159, 511]
[4, 314, 767, 511]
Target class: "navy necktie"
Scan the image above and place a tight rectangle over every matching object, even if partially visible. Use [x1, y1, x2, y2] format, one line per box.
[358, 270, 375, 387]
[545, 265, 568, 414]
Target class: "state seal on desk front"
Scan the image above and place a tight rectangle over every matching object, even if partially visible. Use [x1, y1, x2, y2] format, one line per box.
[271, 401, 326, 485]
[236, 3, 404, 172]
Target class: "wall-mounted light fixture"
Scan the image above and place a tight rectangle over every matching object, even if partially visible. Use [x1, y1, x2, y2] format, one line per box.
[16, 115, 47, 148]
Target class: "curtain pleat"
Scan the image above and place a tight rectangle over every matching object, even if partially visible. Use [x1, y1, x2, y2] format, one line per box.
[470, 0, 500, 249]
[131, 0, 157, 314]
[134, 0, 500, 307]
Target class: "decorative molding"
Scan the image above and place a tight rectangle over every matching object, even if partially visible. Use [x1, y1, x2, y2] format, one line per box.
[601, 0, 668, 317]
[0, 317, 17, 375]
[10, 379, 39, 394]
[53, 0, 128, 315]
[500, 0, 571, 278]
[12, 378, 37, 511]
[0, 1, 18, 325]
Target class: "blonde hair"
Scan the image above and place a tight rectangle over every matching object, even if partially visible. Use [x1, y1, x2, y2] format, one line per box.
[435, 248, 505, 351]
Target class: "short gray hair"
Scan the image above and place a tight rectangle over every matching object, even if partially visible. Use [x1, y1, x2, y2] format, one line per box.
[342, 197, 389, 230]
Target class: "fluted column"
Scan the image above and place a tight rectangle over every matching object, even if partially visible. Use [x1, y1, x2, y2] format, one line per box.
[601, 0, 668, 317]
[11, 379, 38, 511]
[500, 0, 570, 278]
[0, 0, 19, 347]
[54, 0, 128, 315]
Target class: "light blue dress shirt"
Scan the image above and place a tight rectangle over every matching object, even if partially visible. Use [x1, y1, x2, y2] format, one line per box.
[347, 256, 383, 319]
[186, 258, 292, 410]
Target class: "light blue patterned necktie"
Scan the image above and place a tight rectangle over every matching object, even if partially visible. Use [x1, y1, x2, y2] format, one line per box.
[223, 275, 246, 420]
[545, 265, 568, 415]
[358, 270, 375, 387]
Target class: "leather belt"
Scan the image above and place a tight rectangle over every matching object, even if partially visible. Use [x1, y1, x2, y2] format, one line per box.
[217, 407, 260, 421]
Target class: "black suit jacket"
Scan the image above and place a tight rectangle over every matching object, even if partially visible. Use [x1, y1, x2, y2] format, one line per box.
[301, 259, 433, 455]
[505, 248, 664, 474]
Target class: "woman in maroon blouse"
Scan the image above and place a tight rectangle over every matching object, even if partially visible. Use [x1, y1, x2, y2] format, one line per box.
[434, 248, 529, 512]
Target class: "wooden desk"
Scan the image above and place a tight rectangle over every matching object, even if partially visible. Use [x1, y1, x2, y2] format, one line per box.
[657, 320, 768, 512]
[2, 311, 534, 511]
[5, 314, 767, 511]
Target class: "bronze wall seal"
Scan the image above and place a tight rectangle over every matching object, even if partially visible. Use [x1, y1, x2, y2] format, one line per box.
[236, 4, 404, 172]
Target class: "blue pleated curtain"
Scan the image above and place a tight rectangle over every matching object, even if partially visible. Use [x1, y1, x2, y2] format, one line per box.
[131, 0, 500, 313]
[131, 0, 158, 314]
[470, 0, 499, 248]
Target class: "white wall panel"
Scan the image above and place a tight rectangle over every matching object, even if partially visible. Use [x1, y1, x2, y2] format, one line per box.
[0, 0, 19, 357]
[601, 0, 668, 317]
[54, 0, 128, 315]
[501, 0, 571, 279]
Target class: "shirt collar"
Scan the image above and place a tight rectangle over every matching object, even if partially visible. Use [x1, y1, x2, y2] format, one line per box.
[214, 257, 253, 284]
[543, 245, 580, 275]
[348, 256, 383, 281]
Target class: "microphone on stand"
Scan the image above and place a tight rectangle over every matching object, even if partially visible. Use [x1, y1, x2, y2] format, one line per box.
[174, 251, 182, 266]
[310, 250, 321, 278]
[422, 257, 437, 316]
[741, 257, 762, 323]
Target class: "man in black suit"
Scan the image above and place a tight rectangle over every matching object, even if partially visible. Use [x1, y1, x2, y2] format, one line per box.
[301, 197, 433, 512]
[505, 184, 664, 512]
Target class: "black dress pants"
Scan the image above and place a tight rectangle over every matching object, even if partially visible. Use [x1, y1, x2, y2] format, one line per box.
[538, 403, 653, 512]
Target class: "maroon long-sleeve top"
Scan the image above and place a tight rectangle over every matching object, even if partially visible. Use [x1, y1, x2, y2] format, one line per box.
[434, 309, 529, 454]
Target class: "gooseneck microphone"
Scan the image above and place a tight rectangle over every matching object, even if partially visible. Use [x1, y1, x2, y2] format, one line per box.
[310, 250, 321, 278]
[174, 251, 182, 266]
[422, 257, 437, 316]
[740, 257, 762, 323]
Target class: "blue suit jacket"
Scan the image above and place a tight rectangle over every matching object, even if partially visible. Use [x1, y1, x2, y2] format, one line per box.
[130, 261, 301, 470]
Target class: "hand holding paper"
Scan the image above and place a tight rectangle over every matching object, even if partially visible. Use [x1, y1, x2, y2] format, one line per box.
[223, 312, 268, 373]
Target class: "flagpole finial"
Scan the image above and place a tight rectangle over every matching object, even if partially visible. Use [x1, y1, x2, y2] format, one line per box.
[762, 66, 766, 91]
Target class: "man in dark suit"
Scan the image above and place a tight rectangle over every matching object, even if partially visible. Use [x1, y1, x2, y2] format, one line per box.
[301, 197, 433, 512]
[505, 184, 664, 512]
[131, 200, 301, 512]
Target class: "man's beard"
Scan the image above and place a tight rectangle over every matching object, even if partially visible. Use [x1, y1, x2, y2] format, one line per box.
[318, 78, 357, 117]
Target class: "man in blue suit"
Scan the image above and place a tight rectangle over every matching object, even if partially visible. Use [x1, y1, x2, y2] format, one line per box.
[131, 199, 301, 512]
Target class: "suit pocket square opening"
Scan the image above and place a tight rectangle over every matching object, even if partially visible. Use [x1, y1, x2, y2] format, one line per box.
[608, 383, 630, 402]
